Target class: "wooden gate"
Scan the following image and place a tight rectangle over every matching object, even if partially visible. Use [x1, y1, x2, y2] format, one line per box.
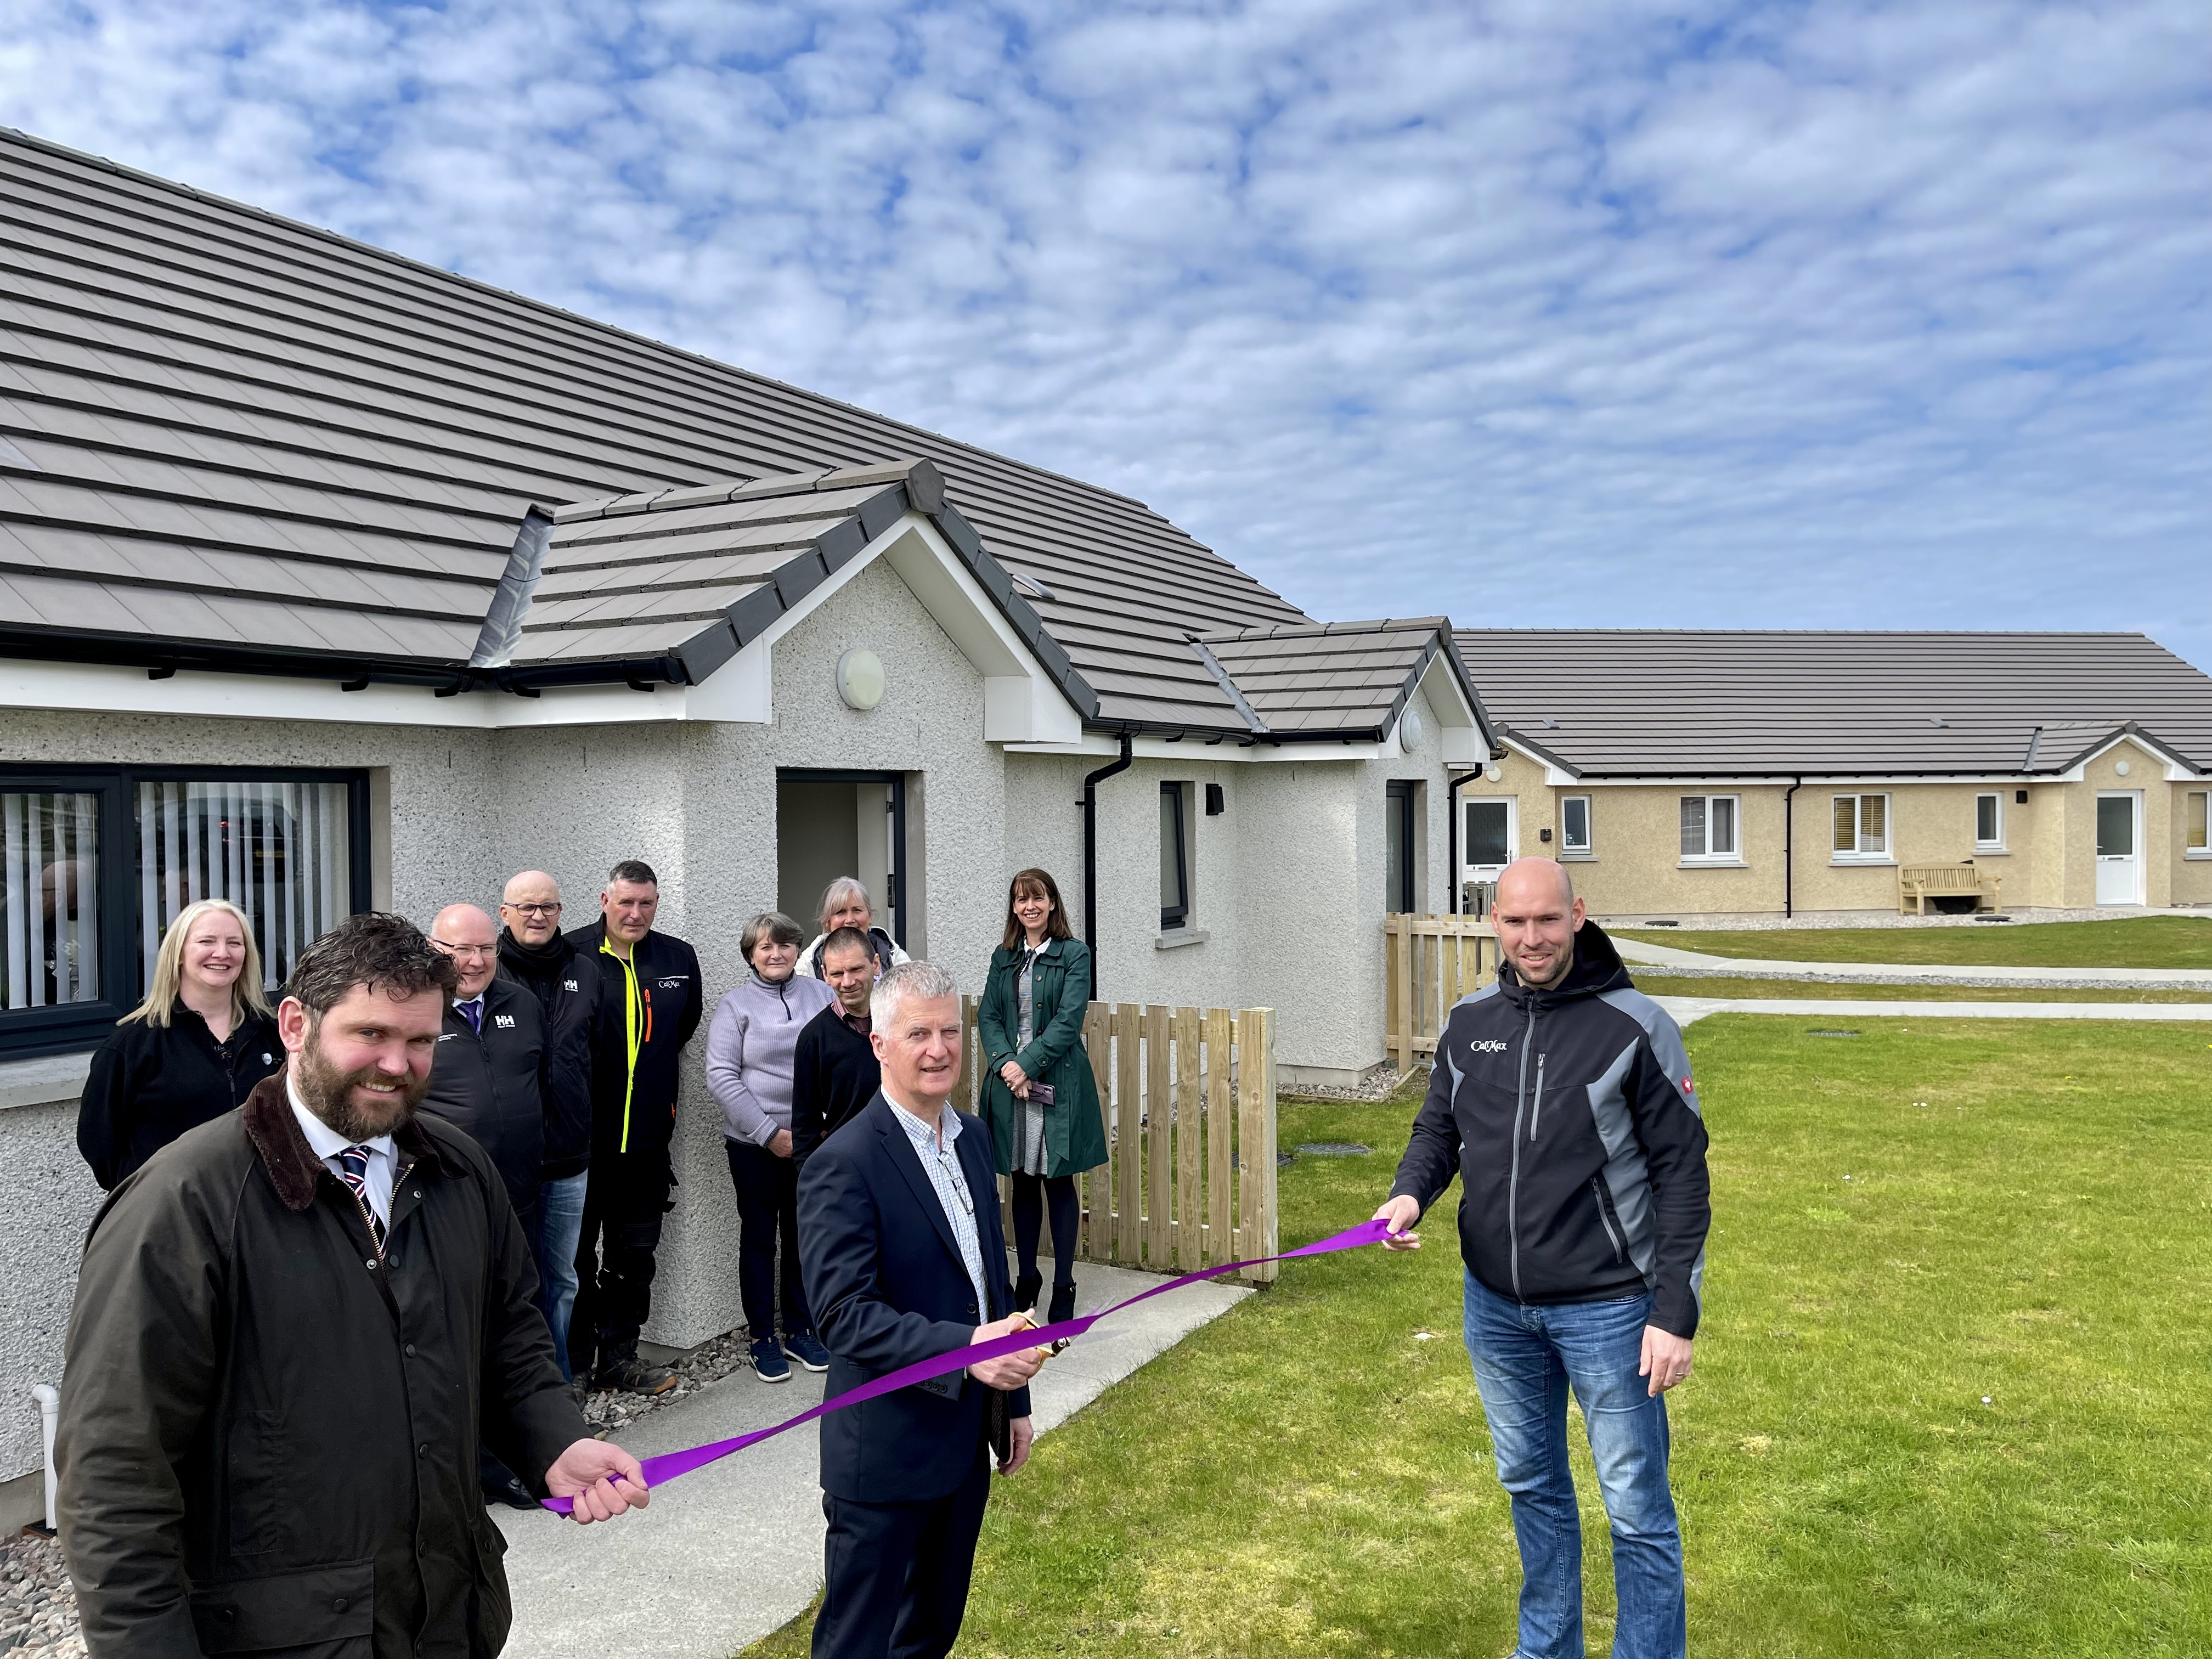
[1385, 912, 1498, 1069]
[953, 1000, 1280, 1284]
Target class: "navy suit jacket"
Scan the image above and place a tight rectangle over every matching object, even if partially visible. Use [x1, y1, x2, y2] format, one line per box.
[797, 1091, 1030, 1504]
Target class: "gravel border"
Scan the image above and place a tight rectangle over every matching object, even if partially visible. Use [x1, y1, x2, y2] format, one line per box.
[2, 1531, 84, 1658]
[1595, 906, 2205, 933]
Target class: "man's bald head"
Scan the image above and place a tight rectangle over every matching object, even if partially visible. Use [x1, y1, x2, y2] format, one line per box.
[428, 904, 498, 997]
[499, 871, 565, 947]
[1492, 857, 1584, 992]
[1496, 857, 1575, 911]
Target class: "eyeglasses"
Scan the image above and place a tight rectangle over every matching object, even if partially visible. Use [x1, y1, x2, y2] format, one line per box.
[430, 940, 496, 960]
[505, 902, 562, 919]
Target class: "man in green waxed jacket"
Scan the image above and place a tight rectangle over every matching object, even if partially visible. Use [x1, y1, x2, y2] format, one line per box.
[977, 867, 1108, 1325]
[57, 913, 647, 1659]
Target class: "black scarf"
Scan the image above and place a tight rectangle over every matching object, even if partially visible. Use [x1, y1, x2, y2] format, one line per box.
[498, 926, 571, 988]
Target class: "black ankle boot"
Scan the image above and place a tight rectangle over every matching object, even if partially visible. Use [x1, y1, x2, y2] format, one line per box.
[1048, 1279, 1076, 1324]
[1013, 1269, 1043, 1314]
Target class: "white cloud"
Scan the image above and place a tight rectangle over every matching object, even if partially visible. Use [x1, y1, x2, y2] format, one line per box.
[2, 0, 2206, 664]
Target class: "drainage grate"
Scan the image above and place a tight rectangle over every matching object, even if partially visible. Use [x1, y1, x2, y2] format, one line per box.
[1294, 1142, 1374, 1157]
[1807, 1029, 1861, 1038]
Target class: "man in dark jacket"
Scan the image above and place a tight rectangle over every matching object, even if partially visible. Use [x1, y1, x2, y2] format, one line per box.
[56, 912, 645, 1659]
[425, 904, 547, 1228]
[790, 926, 883, 1170]
[1374, 858, 1709, 1659]
[496, 870, 603, 1386]
[797, 961, 1040, 1659]
[568, 859, 703, 1394]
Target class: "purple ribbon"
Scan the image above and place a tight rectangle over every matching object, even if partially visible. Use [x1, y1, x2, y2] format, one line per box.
[544, 1215, 1396, 1513]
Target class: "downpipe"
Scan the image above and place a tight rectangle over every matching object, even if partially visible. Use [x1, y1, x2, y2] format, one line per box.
[1783, 775, 1803, 918]
[1445, 767, 1488, 913]
[30, 1384, 58, 1536]
[1080, 731, 1136, 993]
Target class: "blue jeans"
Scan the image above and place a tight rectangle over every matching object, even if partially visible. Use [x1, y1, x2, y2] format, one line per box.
[1463, 1273, 1685, 1659]
[535, 1169, 590, 1383]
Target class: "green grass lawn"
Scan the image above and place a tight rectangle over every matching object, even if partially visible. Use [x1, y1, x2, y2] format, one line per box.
[742, 1022, 2212, 1657]
[1613, 916, 2212, 969]
[1633, 973, 2212, 1005]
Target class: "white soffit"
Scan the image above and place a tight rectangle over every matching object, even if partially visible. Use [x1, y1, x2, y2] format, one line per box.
[0, 513, 1084, 739]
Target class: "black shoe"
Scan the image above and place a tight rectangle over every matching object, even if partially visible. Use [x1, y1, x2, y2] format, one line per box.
[1048, 1280, 1076, 1324]
[1013, 1270, 1043, 1314]
[484, 1475, 539, 1510]
[592, 1355, 678, 1395]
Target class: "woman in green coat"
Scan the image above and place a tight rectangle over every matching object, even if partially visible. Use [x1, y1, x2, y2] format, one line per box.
[979, 866, 1108, 1323]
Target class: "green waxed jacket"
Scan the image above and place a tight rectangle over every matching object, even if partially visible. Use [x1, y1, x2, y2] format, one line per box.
[977, 936, 1108, 1178]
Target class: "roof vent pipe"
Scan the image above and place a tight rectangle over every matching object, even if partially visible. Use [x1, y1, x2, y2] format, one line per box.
[1080, 731, 1135, 990]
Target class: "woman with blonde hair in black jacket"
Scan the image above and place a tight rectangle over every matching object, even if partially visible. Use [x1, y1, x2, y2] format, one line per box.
[77, 898, 283, 1189]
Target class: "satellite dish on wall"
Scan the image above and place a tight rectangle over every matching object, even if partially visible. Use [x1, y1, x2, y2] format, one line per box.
[837, 648, 885, 711]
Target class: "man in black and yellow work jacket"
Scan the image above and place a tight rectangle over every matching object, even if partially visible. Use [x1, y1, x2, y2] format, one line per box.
[566, 859, 703, 1393]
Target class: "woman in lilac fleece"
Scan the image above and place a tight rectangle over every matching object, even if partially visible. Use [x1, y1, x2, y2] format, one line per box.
[707, 911, 836, 1383]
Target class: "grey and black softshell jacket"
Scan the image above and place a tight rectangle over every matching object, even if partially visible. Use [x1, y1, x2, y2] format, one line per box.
[1389, 920, 1711, 1337]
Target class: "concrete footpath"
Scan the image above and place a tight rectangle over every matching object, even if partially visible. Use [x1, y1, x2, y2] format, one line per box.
[1612, 934, 2212, 990]
[495, 1257, 1249, 1659]
[1657, 995, 2212, 1028]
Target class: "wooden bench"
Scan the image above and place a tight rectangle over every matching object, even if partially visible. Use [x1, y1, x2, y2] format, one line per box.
[1898, 863, 2002, 916]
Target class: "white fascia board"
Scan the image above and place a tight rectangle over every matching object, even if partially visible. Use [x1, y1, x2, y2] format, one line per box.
[1401, 650, 1487, 765]
[2051, 730, 2200, 782]
[0, 512, 1084, 737]
[1003, 733, 1401, 763]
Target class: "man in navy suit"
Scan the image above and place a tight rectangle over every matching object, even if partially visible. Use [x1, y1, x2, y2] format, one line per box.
[797, 960, 1043, 1659]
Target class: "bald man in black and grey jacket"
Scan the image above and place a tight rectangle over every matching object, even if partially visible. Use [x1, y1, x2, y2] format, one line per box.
[1374, 858, 1709, 1659]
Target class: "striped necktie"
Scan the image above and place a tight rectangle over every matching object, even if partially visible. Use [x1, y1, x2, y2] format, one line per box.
[337, 1144, 386, 1251]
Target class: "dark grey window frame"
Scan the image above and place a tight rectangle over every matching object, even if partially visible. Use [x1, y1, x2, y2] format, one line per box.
[1159, 781, 1190, 932]
[1385, 781, 1418, 913]
[0, 764, 371, 1060]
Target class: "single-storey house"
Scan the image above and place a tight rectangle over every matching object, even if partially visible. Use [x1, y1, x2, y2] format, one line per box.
[1452, 630, 2212, 918]
[0, 128, 1495, 1500]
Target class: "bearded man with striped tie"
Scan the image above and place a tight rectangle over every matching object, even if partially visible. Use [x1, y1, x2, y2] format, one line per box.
[56, 911, 647, 1658]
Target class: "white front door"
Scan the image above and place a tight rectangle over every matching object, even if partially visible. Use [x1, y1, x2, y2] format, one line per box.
[1463, 797, 1516, 885]
[2095, 791, 2142, 905]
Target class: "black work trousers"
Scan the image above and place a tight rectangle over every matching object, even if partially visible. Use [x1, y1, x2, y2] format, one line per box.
[726, 1137, 811, 1339]
[812, 1449, 991, 1659]
[572, 1149, 672, 1376]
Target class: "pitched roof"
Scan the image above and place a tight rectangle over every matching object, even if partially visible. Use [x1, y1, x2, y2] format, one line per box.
[1198, 617, 1477, 740]
[0, 127, 1323, 732]
[1454, 629, 2212, 778]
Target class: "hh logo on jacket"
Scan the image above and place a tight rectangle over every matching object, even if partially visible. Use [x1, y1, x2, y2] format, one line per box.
[494, 1014, 516, 1029]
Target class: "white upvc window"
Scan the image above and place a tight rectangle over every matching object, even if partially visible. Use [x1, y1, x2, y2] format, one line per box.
[2187, 791, 2210, 857]
[1561, 795, 1593, 857]
[1679, 794, 1739, 863]
[1832, 793, 1891, 861]
[1974, 792, 2005, 850]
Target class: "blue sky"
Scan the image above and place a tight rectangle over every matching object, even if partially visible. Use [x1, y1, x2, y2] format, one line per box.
[4, 1, 2207, 665]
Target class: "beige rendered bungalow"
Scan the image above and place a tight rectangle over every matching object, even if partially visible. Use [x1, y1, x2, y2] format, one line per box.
[1450, 631, 2212, 919]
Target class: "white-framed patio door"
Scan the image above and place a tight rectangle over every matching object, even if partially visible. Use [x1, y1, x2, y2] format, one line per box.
[2094, 790, 2142, 905]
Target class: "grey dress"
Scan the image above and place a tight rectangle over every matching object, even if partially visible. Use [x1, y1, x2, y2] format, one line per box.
[1012, 940, 1050, 1176]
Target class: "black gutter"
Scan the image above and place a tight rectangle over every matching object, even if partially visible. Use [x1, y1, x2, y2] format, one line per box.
[1444, 766, 1489, 913]
[1081, 731, 1136, 987]
[1782, 775, 1803, 918]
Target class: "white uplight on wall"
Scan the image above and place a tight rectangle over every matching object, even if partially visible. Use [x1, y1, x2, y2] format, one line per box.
[1485, 765, 1502, 782]
[1398, 704, 1427, 750]
[837, 648, 885, 711]
[2114, 759, 2131, 776]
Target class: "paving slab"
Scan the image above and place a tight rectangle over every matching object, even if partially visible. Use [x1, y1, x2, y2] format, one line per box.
[1657, 995, 2212, 1028]
[1612, 935, 2212, 988]
[494, 1256, 1249, 1659]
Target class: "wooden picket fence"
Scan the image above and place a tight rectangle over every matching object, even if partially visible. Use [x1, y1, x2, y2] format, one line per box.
[952, 999, 1281, 1284]
[1385, 912, 1499, 1069]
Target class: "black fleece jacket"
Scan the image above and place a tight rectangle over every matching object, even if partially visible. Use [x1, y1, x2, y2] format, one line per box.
[1389, 921, 1712, 1337]
[566, 920, 703, 1159]
[790, 1006, 881, 1170]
